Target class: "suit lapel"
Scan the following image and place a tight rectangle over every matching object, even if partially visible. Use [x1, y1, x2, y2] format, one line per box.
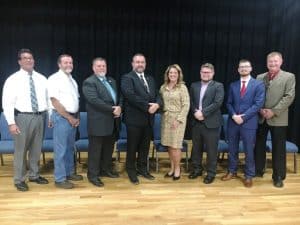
[202, 81, 214, 103]
[93, 75, 115, 103]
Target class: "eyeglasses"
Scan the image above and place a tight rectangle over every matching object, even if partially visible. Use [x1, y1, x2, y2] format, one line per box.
[20, 56, 33, 61]
[239, 65, 251, 69]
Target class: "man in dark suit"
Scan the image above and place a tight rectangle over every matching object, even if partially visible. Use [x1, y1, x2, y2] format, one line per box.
[121, 53, 160, 185]
[82, 57, 122, 187]
[254, 52, 295, 188]
[221, 59, 265, 187]
[188, 63, 224, 184]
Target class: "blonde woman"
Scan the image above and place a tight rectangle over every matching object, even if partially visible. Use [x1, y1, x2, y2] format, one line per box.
[159, 64, 190, 180]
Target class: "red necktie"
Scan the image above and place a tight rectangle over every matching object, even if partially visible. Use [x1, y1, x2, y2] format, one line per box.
[240, 81, 246, 97]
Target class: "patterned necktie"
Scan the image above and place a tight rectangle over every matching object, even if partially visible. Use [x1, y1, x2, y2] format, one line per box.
[240, 81, 246, 97]
[29, 73, 39, 112]
[102, 78, 117, 104]
[139, 74, 149, 93]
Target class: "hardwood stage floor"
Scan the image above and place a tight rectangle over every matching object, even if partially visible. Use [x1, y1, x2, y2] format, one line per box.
[0, 152, 300, 225]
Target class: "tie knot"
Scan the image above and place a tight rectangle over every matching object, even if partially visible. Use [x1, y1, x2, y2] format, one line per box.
[242, 81, 246, 84]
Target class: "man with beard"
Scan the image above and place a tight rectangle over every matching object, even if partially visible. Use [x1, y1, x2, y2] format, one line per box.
[48, 54, 83, 189]
[221, 59, 265, 188]
[121, 53, 160, 185]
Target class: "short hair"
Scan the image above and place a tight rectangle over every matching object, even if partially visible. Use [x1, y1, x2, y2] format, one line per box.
[239, 59, 252, 66]
[132, 53, 145, 62]
[92, 57, 107, 65]
[18, 48, 33, 60]
[200, 63, 214, 72]
[57, 54, 72, 64]
[267, 51, 283, 60]
[163, 64, 185, 86]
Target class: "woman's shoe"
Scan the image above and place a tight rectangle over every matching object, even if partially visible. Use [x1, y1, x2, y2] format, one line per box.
[173, 175, 181, 181]
[164, 172, 174, 178]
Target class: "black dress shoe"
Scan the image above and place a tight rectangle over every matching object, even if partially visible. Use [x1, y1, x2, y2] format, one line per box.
[203, 176, 215, 184]
[29, 176, 49, 184]
[15, 182, 29, 192]
[188, 171, 202, 179]
[128, 175, 139, 185]
[101, 171, 120, 178]
[255, 171, 264, 177]
[273, 177, 284, 188]
[89, 178, 104, 187]
[137, 171, 155, 180]
[164, 172, 174, 178]
[173, 175, 180, 181]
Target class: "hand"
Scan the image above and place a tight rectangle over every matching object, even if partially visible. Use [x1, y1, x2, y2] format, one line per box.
[148, 103, 159, 114]
[232, 114, 244, 125]
[9, 124, 21, 135]
[67, 116, 80, 127]
[171, 120, 180, 129]
[112, 106, 122, 118]
[260, 108, 267, 117]
[264, 109, 275, 119]
[48, 120, 53, 128]
[194, 110, 204, 121]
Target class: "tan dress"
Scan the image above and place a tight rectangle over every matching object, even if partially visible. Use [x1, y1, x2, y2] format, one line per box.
[160, 84, 190, 148]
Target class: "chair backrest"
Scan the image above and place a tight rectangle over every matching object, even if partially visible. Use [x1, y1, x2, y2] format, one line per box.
[153, 113, 161, 140]
[78, 112, 88, 139]
[0, 112, 13, 140]
[222, 114, 229, 141]
[119, 121, 127, 139]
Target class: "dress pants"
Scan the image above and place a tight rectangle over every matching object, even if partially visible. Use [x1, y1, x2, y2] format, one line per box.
[255, 121, 287, 180]
[125, 125, 151, 176]
[13, 113, 45, 184]
[87, 135, 115, 180]
[228, 122, 256, 178]
[191, 122, 219, 177]
[52, 111, 76, 182]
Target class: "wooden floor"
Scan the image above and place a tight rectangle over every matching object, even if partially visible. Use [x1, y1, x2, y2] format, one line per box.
[0, 151, 300, 225]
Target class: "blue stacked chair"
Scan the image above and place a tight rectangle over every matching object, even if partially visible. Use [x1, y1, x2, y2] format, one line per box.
[0, 112, 14, 165]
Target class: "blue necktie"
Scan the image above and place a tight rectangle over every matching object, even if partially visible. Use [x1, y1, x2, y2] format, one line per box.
[101, 78, 116, 104]
[29, 73, 39, 112]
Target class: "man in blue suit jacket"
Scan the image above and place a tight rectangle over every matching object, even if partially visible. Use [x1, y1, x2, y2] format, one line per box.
[221, 59, 265, 187]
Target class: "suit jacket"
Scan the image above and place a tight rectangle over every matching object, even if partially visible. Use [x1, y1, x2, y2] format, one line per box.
[227, 77, 265, 129]
[190, 80, 224, 128]
[82, 74, 122, 136]
[257, 70, 295, 126]
[121, 70, 160, 127]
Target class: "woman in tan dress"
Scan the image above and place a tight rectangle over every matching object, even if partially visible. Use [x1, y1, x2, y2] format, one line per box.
[160, 64, 190, 180]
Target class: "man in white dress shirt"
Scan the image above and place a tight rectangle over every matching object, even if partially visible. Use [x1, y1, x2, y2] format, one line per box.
[48, 54, 83, 189]
[2, 48, 49, 191]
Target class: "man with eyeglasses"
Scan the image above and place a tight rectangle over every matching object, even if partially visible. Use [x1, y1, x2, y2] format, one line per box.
[2, 48, 49, 191]
[221, 59, 265, 188]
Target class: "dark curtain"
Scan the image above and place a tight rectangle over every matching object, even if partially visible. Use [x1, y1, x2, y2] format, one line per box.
[0, 0, 299, 146]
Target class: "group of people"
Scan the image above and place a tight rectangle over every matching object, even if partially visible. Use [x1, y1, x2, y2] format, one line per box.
[1, 49, 295, 192]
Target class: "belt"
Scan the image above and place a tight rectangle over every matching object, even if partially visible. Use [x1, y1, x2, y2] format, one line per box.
[15, 109, 46, 115]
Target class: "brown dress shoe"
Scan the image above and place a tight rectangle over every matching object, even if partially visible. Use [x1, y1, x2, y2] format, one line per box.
[221, 172, 237, 181]
[243, 178, 253, 188]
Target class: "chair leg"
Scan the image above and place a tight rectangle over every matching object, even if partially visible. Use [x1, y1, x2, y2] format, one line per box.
[74, 147, 77, 174]
[147, 155, 149, 172]
[42, 152, 46, 165]
[294, 153, 297, 174]
[185, 151, 188, 172]
[0, 154, 4, 166]
[78, 152, 81, 164]
[156, 150, 159, 173]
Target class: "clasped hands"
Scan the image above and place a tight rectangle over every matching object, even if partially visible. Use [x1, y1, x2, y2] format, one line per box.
[260, 108, 274, 120]
[194, 110, 204, 121]
[148, 103, 159, 114]
[112, 106, 122, 118]
[232, 114, 244, 125]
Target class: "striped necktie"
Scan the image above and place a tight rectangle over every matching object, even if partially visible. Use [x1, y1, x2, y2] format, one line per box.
[29, 73, 39, 112]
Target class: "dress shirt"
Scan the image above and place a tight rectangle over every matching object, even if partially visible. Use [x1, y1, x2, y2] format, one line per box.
[2, 68, 48, 125]
[240, 75, 251, 89]
[47, 69, 79, 113]
[97, 75, 117, 104]
[199, 81, 210, 110]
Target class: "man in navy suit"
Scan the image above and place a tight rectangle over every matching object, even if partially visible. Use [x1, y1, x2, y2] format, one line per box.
[221, 59, 265, 187]
[121, 53, 160, 185]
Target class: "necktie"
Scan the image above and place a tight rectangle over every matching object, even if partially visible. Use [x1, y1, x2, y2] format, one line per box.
[240, 81, 246, 97]
[102, 78, 117, 104]
[139, 74, 149, 93]
[29, 74, 39, 112]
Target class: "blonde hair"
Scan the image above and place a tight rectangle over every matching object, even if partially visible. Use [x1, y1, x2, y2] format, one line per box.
[163, 64, 185, 86]
[267, 51, 283, 60]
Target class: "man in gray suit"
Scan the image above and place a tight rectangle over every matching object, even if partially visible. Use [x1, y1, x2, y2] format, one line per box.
[82, 57, 122, 187]
[188, 63, 224, 184]
[254, 52, 295, 188]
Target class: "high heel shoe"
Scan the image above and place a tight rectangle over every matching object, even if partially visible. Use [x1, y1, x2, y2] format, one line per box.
[164, 172, 174, 178]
